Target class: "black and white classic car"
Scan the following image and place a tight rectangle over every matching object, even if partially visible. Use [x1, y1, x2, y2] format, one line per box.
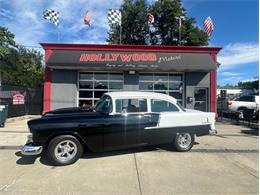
[21, 92, 217, 165]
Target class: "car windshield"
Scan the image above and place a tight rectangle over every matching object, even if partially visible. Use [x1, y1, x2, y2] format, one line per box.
[94, 95, 113, 114]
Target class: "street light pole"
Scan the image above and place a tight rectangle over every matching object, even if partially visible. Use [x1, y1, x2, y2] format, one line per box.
[175, 16, 185, 46]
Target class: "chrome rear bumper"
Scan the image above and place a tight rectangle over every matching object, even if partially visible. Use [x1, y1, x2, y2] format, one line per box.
[209, 129, 218, 135]
[21, 134, 42, 155]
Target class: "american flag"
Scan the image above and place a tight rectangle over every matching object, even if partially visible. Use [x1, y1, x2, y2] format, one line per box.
[203, 16, 214, 37]
[84, 11, 91, 26]
[148, 13, 154, 26]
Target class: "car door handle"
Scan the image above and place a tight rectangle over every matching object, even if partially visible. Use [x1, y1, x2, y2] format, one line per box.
[103, 123, 111, 127]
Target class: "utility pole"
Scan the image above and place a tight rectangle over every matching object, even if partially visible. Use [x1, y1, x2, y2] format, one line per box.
[175, 16, 186, 46]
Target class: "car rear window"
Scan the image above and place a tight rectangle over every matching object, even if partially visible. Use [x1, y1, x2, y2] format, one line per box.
[151, 99, 179, 112]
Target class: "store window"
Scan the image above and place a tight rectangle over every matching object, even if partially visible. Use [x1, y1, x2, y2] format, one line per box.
[139, 73, 184, 105]
[78, 72, 124, 107]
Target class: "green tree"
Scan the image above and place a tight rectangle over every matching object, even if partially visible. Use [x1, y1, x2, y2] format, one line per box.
[107, 0, 208, 46]
[0, 26, 44, 87]
[0, 26, 16, 59]
[107, 0, 149, 44]
[238, 79, 259, 90]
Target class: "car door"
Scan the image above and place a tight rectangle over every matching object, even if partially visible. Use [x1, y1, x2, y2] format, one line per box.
[103, 98, 154, 150]
[142, 99, 181, 145]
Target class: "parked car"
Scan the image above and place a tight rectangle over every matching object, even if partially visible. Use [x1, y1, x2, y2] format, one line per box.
[21, 92, 217, 166]
[227, 95, 259, 118]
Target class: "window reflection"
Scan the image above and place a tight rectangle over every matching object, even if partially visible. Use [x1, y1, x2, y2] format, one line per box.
[109, 82, 123, 90]
[138, 73, 184, 105]
[94, 81, 108, 89]
[139, 82, 153, 90]
[139, 74, 153, 81]
[169, 74, 182, 81]
[154, 82, 168, 90]
[79, 81, 93, 89]
[154, 74, 168, 82]
[94, 73, 108, 80]
[79, 73, 93, 80]
[79, 72, 123, 107]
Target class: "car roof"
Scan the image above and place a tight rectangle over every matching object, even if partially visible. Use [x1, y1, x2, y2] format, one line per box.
[105, 91, 177, 102]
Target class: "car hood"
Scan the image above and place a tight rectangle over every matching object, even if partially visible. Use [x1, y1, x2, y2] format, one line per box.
[43, 107, 93, 116]
[28, 107, 104, 131]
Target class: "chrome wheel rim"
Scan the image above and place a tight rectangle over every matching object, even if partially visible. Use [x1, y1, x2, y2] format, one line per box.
[177, 133, 192, 149]
[54, 140, 77, 162]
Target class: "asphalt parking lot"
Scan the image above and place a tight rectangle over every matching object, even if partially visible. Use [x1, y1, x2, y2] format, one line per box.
[0, 116, 258, 195]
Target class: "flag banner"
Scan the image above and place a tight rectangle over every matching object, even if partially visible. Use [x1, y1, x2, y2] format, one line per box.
[203, 16, 214, 37]
[84, 11, 91, 26]
[43, 9, 59, 26]
[148, 13, 154, 26]
[108, 9, 121, 25]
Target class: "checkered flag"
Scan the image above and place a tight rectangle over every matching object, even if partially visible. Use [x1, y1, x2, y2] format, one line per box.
[43, 9, 59, 26]
[108, 9, 121, 25]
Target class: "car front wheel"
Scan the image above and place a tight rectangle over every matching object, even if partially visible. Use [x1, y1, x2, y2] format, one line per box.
[174, 133, 194, 152]
[47, 135, 83, 166]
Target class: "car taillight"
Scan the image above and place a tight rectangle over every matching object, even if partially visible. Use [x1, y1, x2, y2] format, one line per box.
[227, 101, 232, 106]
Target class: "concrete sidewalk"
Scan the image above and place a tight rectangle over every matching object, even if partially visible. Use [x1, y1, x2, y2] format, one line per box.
[0, 115, 39, 148]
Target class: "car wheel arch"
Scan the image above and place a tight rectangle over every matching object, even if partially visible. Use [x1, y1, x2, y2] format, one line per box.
[45, 131, 89, 151]
[238, 107, 247, 111]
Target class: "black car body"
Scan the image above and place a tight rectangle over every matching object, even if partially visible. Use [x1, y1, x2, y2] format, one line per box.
[22, 92, 217, 165]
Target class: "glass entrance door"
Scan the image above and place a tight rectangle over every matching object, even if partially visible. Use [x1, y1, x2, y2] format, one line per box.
[194, 88, 208, 112]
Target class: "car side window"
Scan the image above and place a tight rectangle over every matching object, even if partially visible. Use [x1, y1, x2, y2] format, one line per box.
[237, 96, 254, 102]
[151, 99, 179, 112]
[115, 98, 147, 113]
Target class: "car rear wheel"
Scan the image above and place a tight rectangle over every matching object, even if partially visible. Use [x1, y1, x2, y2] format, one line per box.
[174, 133, 194, 152]
[47, 135, 83, 166]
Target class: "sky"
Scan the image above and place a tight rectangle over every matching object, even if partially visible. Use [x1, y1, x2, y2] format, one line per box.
[0, 0, 259, 86]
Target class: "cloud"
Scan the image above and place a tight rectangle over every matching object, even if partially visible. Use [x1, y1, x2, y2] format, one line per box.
[239, 78, 259, 83]
[0, 0, 123, 51]
[220, 76, 243, 83]
[218, 42, 259, 70]
[0, 8, 13, 19]
[218, 71, 241, 77]
[217, 70, 258, 86]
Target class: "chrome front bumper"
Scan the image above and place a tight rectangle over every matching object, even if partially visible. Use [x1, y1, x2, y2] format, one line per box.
[209, 129, 218, 135]
[21, 134, 42, 155]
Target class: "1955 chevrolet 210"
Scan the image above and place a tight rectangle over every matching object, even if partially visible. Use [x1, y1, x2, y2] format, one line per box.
[21, 92, 217, 165]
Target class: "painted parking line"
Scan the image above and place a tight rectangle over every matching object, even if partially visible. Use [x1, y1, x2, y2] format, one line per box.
[191, 149, 258, 153]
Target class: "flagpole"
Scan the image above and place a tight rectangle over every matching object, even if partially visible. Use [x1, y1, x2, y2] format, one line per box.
[148, 25, 151, 45]
[119, 24, 122, 44]
[175, 16, 185, 46]
[57, 26, 60, 42]
[119, 13, 122, 44]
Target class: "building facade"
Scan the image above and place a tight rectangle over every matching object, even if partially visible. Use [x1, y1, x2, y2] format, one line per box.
[41, 43, 221, 114]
